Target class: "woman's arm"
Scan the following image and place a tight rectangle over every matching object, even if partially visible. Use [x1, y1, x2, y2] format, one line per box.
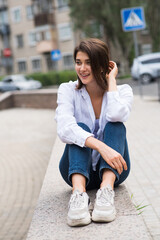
[107, 61, 118, 92]
[85, 136, 127, 175]
[105, 61, 133, 122]
[55, 82, 94, 147]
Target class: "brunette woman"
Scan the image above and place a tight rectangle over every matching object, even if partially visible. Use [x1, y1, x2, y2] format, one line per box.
[55, 38, 133, 227]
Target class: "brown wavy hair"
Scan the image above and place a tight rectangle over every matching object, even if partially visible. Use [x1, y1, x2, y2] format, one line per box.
[74, 38, 110, 90]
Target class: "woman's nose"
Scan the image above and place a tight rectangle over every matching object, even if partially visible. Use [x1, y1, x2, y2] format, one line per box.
[80, 63, 86, 71]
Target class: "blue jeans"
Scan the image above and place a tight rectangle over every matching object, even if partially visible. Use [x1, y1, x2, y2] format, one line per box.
[59, 122, 130, 190]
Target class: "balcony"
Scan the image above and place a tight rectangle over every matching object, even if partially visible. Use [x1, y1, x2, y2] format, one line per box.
[36, 40, 57, 54]
[0, 24, 10, 35]
[0, 0, 8, 10]
[34, 13, 55, 27]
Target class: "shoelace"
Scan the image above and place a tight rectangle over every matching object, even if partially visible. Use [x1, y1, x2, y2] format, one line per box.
[98, 187, 114, 205]
[69, 191, 85, 209]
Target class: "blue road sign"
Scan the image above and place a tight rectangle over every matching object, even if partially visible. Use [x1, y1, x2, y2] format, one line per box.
[51, 49, 62, 61]
[121, 7, 146, 32]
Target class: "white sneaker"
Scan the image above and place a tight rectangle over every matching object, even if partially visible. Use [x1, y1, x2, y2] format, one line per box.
[92, 184, 116, 222]
[67, 190, 91, 227]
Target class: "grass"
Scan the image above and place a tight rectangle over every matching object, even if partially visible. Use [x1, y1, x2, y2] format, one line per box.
[131, 194, 150, 215]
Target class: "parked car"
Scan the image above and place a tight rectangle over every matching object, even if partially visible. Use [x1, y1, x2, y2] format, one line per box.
[0, 74, 42, 92]
[131, 52, 160, 84]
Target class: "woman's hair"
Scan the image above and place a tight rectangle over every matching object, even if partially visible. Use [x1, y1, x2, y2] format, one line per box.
[74, 38, 110, 90]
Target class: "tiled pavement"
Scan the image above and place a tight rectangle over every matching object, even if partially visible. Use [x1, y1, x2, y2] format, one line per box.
[125, 96, 160, 240]
[0, 108, 56, 240]
[0, 91, 160, 239]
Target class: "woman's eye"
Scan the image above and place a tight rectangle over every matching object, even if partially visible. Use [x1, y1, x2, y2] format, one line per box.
[76, 61, 81, 65]
[86, 61, 91, 65]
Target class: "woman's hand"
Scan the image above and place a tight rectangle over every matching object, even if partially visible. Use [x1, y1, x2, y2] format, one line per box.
[85, 136, 127, 175]
[106, 61, 118, 91]
[98, 142, 127, 175]
[107, 61, 118, 80]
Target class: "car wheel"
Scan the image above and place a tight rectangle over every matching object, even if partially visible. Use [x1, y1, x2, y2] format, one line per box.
[140, 74, 152, 84]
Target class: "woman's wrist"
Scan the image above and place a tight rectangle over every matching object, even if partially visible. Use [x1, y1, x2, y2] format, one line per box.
[85, 136, 106, 152]
[107, 77, 117, 91]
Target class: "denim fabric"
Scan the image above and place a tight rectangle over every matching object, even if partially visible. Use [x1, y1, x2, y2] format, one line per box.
[59, 122, 130, 190]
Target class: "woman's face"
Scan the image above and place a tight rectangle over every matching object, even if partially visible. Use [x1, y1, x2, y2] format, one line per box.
[75, 51, 96, 86]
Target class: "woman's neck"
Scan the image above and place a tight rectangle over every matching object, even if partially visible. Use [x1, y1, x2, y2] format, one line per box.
[85, 82, 105, 98]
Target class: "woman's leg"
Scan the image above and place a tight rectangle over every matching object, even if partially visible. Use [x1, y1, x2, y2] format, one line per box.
[59, 123, 93, 226]
[99, 122, 130, 188]
[59, 123, 92, 192]
[92, 122, 130, 223]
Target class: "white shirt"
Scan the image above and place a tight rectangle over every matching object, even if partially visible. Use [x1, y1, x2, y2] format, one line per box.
[55, 80, 133, 170]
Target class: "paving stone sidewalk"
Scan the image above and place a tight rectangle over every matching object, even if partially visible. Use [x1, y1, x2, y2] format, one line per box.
[0, 108, 56, 240]
[0, 92, 160, 240]
[125, 96, 160, 240]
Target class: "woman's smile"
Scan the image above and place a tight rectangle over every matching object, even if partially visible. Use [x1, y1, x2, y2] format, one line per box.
[80, 73, 90, 79]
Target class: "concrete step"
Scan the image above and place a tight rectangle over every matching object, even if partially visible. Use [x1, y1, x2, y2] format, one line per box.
[26, 137, 151, 240]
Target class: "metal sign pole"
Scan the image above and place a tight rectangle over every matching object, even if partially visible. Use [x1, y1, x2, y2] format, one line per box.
[133, 31, 143, 97]
[121, 6, 146, 99]
[133, 31, 138, 58]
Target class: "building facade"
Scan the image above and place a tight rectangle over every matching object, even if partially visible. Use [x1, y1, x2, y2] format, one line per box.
[0, 0, 75, 76]
[0, 0, 153, 76]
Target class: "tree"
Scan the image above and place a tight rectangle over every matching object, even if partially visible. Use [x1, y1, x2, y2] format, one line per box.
[68, 0, 139, 61]
[145, 0, 160, 51]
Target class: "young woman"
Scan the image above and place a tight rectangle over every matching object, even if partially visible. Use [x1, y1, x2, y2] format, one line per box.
[55, 38, 133, 227]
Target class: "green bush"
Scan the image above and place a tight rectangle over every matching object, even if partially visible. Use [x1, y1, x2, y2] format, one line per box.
[27, 70, 77, 86]
[0, 76, 4, 81]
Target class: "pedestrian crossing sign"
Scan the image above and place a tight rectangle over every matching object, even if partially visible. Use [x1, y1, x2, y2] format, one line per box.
[51, 49, 62, 61]
[121, 7, 146, 32]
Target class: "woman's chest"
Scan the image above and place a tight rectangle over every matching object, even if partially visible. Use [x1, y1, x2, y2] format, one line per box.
[90, 96, 103, 119]
[74, 92, 107, 129]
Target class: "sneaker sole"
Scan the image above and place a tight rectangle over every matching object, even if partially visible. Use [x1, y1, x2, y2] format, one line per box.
[67, 213, 91, 227]
[92, 210, 116, 223]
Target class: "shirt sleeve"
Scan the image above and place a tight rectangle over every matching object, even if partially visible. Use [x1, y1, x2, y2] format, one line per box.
[55, 82, 94, 147]
[105, 84, 133, 122]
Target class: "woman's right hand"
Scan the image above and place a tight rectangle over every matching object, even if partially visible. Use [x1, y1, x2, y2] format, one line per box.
[98, 142, 127, 175]
[85, 136, 127, 175]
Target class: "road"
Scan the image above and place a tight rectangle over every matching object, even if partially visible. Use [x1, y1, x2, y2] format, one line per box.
[118, 78, 160, 100]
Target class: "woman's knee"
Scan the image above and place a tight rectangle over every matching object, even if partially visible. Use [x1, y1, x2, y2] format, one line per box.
[78, 122, 91, 133]
[105, 121, 126, 131]
[104, 122, 126, 136]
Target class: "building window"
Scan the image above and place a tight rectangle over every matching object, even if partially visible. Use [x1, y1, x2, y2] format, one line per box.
[63, 54, 74, 69]
[32, 59, 41, 71]
[36, 32, 42, 42]
[57, 0, 68, 10]
[58, 23, 72, 41]
[16, 34, 24, 48]
[11, 7, 21, 23]
[26, 5, 34, 20]
[45, 54, 57, 71]
[33, 0, 53, 14]
[28, 32, 36, 46]
[18, 61, 27, 72]
[45, 30, 51, 40]
[0, 10, 8, 24]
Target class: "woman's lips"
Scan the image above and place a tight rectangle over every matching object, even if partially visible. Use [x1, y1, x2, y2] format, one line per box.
[80, 74, 90, 79]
